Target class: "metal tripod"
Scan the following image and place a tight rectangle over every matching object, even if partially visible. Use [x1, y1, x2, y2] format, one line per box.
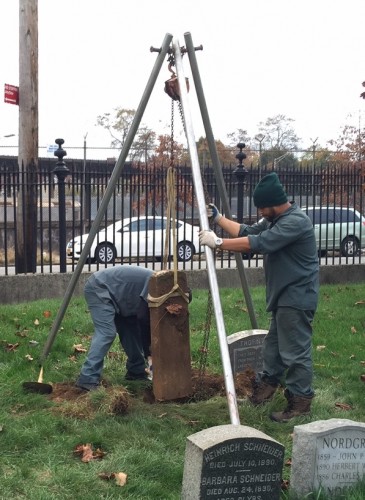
[40, 32, 258, 426]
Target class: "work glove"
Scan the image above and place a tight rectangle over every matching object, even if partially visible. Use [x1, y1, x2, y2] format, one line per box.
[206, 203, 222, 223]
[199, 229, 221, 249]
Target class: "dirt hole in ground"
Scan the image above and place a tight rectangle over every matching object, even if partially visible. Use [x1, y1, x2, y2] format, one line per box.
[46, 368, 256, 419]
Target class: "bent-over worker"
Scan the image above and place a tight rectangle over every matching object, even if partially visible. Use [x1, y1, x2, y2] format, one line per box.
[76, 265, 154, 391]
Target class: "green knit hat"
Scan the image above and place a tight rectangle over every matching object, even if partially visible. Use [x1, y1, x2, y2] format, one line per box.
[253, 172, 288, 208]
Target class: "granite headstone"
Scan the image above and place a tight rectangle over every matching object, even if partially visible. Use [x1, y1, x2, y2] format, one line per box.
[291, 418, 365, 497]
[181, 424, 284, 500]
[227, 330, 267, 375]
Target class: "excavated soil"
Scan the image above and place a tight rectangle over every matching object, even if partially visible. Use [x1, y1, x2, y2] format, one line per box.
[46, 368, 255, 418]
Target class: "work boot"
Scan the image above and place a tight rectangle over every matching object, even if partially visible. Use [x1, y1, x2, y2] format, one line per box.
[249, 378, 278, 406]
[270, 389, 313, 422]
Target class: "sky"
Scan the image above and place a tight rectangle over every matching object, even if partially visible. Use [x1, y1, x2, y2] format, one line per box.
[1, 0, 365, 159]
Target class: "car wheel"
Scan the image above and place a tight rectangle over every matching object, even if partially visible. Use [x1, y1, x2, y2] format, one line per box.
[177, 241, 194, 262]
[340, 236, 359, 257]
[95, 243, 116, 264]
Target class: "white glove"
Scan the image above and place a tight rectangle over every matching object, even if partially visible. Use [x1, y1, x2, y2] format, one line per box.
[206, 203, 222, 223]
[199, 229, 222, 249]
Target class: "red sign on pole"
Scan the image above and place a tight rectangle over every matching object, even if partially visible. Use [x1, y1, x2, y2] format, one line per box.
[4, 84, 19, 105]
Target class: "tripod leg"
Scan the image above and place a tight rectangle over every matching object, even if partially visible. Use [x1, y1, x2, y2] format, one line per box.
[40, 33, 173, 364]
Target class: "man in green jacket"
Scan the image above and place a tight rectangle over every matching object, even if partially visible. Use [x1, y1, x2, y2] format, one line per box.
[199, 172, 319, 422]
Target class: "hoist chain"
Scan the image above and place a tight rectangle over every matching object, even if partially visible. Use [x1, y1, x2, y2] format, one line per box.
[164, 49, 213, 392]
[177, 100, 186, 135]
[170, 99, 175, 167]
[196, 288, 214, 398]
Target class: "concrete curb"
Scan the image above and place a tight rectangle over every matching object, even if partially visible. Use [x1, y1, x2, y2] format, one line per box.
[0, 265, 364, 305]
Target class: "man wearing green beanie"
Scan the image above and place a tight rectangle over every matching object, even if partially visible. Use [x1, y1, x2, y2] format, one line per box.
[199, 172, 319, 422]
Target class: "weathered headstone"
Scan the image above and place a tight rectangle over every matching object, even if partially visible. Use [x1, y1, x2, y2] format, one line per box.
[148, 270, 192, 401]
[181, 424, 284, 499]
[227, 330, 267, 374]
[291, 418, 365, 497]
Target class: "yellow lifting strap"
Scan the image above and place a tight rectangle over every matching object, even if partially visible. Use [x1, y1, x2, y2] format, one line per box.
[148, 166, 189, 308]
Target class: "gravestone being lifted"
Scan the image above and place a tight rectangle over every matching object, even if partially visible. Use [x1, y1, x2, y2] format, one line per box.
[181, 424, 284, 499]
[227, 330, 267, 375]
[291, 418, 365, 497]
[148, 270, 192, 401]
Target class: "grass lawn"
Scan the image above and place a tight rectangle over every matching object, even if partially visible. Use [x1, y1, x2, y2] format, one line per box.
[1, 282, 365, 499]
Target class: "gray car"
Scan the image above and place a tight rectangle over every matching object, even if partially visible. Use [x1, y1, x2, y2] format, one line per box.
[301, 206, 365, 257]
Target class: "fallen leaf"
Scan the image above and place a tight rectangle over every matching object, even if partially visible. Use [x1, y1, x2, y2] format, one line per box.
[29, 340, 39, 347]
[350, 354, 356, 359]
[73, 344, 87, 354]
[166, 303, 183, 315]
[316, 345, 326, 351]
[330, 351, 338, 357]
[73, 444, 93, 462]
[355, 300, 365, 305]
[5, 343, 20, 352]
[107, 352, 120, 359]
[351, 326, 357, 334]
[25, 354, 34, 361]
[73, 443, 106, 462]
[93, 448, 107, 460]
[285, 458, 292, 466]
[361, 361, 365, 366]
[335, 402, 352, 411]
[331, 376, 339, 380]
[34, 319, 40, 326]
[281, 479, 290, 491]
[99, 472, 115, 481]
[98, 472, 127, 487]
[114, 472, 128, 487]
[43, 310, 52, 318]
[15, 329, 29, 337]
[360, 374, 365, 383]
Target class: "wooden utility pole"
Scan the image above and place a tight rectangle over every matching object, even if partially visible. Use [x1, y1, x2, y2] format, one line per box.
[16, 0, 39, 273]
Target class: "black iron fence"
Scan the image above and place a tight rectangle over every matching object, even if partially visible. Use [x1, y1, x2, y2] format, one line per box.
[0, 156, 364, 274]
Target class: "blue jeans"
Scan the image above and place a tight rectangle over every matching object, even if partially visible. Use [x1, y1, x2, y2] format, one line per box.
[260, 307, 315, 397]
[76, 276, 146, 387]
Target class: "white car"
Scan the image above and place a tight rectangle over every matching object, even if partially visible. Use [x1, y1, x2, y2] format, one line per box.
[66, 216, 201, 264]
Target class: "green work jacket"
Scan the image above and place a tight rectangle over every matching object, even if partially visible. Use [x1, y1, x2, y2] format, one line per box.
[239, 203, 319, 312]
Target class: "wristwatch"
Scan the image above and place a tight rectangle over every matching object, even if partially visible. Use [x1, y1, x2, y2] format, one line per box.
[215, 237, 223, 248]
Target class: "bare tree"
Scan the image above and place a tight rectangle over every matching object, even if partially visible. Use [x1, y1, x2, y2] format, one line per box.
[96, 107, 155, 162]
[257, 114, 301, 151]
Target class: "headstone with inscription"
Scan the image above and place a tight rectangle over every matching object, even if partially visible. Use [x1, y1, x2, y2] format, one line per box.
[181, 424, 284, 500]
[227, 330, 268, 375]
[291, 419, 365, 497]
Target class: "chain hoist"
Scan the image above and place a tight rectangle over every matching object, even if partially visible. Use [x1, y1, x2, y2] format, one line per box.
[164, 49, 213, 393]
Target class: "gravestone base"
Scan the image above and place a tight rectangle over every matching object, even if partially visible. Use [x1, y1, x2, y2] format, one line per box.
[181, 424, 284, 500]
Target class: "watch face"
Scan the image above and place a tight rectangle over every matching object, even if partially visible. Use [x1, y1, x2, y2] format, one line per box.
[216, 237, 223, 247]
